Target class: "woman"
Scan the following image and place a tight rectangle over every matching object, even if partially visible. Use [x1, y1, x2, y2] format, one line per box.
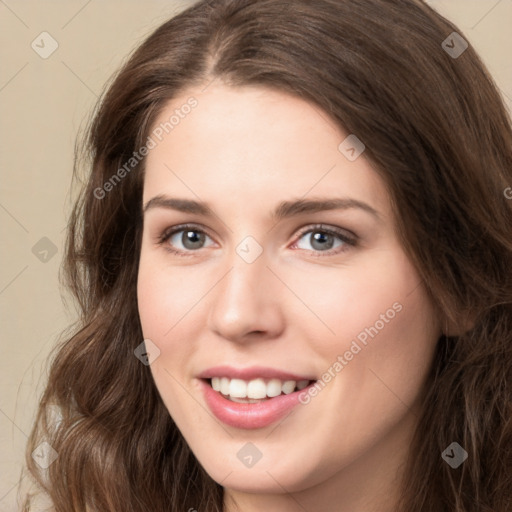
[22, 0, 512, 510]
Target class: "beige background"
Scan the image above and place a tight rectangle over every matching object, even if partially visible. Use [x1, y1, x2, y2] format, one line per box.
[0, 1, 510, 510]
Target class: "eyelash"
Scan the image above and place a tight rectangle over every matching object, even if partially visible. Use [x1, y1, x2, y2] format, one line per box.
[157, 223, 357, 258]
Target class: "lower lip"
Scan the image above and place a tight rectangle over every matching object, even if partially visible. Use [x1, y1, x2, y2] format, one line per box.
[200, 379, 316, 429]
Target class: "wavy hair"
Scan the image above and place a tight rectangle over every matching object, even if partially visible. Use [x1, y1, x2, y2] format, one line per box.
[22, 0, 512, 510]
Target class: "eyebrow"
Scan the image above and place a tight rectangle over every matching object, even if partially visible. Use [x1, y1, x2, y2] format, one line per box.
[143, 195, 382, 222]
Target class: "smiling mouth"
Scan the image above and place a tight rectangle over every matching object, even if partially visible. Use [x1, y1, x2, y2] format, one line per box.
[204, 377, 316, 403]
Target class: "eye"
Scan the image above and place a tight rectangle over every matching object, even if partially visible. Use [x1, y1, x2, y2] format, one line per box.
[291, 224, 356, 256]
[157, 223, 357, 257]
[157, 224, 215, 257]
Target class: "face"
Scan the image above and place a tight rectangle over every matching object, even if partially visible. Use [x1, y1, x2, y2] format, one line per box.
[137, 82, 442, 497]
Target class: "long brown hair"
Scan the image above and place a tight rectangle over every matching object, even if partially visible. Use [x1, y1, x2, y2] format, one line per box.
[22, 0, 512, 510]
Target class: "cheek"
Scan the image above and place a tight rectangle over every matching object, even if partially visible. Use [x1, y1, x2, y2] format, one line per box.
[292, 246, 441, 424]
[137, 266, 175, 339]
[317, 250, 440, 418]
[283, 245, 434, 355]
[136, 249, 207, 340]
[137, 255, 203, 425]
[136, 247, 214, 371]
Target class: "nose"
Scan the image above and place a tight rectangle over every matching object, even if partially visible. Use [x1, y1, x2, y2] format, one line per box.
[207, 246, 285, 344]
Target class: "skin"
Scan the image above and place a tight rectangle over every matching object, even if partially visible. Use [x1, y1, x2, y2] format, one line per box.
[137, 81, 443, 512]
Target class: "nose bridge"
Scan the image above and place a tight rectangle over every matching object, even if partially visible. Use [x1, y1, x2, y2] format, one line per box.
[220, 231, 268, 296]
[207, 237, 283, 340]
[217, 240, 270, 315]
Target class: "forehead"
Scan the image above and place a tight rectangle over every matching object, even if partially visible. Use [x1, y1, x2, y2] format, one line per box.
[142, 83, 390, 221]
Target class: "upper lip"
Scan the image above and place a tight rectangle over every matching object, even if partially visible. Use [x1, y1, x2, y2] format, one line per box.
[197, 365, 317, 382]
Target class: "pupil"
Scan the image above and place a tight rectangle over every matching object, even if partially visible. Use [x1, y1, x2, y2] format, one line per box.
[184, 230, 203, 248]
[312, 232, 334, 250]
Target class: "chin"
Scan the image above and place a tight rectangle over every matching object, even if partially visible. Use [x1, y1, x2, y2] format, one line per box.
[200, 453, 316, 494]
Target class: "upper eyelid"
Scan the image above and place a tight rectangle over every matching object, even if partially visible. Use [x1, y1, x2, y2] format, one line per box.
[159, 223, 214, 241]
[295, 223, 355, 238]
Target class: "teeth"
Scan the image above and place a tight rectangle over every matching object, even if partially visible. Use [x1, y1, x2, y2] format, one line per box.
[267, 379, 283, 398]
[247, 378, 267, 399]
[220, 377, 229, 395]
[210, 377, 312, 399]
[229, 378, 247, 398]
[297, 380, 309, 390]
